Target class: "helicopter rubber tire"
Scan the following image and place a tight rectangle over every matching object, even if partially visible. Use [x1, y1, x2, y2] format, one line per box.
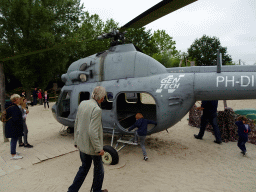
[102, 145, 119, 165]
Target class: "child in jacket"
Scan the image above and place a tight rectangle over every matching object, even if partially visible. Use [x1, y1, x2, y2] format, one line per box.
[235, 116, 251, 156]
[128, 113, 157, 161]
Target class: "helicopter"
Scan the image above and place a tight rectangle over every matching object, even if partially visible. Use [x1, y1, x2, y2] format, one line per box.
[49, 0, 256, 165]
[2, 0, 256, 165]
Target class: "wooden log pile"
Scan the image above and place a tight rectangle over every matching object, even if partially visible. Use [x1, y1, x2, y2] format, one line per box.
[189, 107, 256, 144]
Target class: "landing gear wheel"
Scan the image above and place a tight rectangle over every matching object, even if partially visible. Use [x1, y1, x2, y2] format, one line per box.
[102, 145, 119, 165]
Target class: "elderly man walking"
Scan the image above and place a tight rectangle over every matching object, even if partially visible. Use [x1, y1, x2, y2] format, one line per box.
[68, 86, 108, 192]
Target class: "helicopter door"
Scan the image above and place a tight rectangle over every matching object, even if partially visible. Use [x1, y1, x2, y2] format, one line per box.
[58, 91, 71, 118]
[117, 92, 156, 131]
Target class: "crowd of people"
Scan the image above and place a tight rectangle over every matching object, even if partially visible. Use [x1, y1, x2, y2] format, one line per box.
[31, 88, 49, 109]
[3, 86, 252, 192]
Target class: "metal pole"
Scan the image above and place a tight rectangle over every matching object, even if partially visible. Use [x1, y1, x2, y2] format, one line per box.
[111, 123, 116, 147]
[217, 49, 221, 73]
[0, 62, 9, 142]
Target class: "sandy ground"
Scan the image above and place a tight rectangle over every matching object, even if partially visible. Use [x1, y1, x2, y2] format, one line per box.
[0, 100, 256, 192]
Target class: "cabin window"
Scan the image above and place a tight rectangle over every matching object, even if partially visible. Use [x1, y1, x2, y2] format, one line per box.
[125, 93, 138, 103]
[101, 92, 113, 110]
[58, 91, 71, 118]
[140, 93, 156, 104]
[79, 92, 90, 104]
[107, 92, 114, 102]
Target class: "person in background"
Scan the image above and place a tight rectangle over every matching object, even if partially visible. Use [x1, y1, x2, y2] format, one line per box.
[5, 94, 24, 160]
[20, 91, 28, 109]
[128, 113, 157, 161]
[67, 86, 108, 192]
[32, 88, 38, 106]
[43, 91, 49, 109]
[38, 89, 43, 105]
[18, 97, 33, 148]
[21, 91, 26, 98]
[235, 116, 251, 156]
[194, 100, 222, 144]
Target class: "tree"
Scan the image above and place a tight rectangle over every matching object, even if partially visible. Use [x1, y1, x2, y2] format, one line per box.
[151, 30, 180, 68]
[125, 27, 158, 56]
[152, 29, 179, 57]
[187, 35, 232, 66]
[67, 14, 118, 64]
[0, 0, 84, 92]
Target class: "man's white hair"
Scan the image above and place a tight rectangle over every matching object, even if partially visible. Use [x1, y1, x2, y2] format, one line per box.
[92, 86, 106, 101]
[10, 94, 20, 102]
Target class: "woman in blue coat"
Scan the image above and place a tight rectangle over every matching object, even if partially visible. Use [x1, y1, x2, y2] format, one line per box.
[5, 94, 24, 160]
[235, 116, 251, 156]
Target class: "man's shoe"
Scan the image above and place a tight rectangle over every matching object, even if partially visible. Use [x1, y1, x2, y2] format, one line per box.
[24, 144, 33, 148]
[241, 151, 246, 156]
[101, 189, 108, 192]
[144, 156, 148, 161]
[194, 134, 202, 140]
[19, 143, 24, 147]
[214, 140, 222, 144]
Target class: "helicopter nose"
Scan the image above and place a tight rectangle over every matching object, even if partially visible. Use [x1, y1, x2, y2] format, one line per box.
[52, 104, 57, 120]
[168, 96, 183, 106]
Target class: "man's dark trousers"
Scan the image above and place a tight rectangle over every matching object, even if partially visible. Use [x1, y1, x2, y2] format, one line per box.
[198, 115, 222, 141]
[68, 151, 104, 192]
[238, 138, 247, 152]
[33, 96, 37, 105]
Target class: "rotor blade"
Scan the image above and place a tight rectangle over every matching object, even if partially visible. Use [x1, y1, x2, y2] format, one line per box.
[0, 38, 96, 62]
[120, 0, 197, 31]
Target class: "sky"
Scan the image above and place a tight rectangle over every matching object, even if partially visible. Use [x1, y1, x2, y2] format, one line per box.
[80, 0, 256, 65]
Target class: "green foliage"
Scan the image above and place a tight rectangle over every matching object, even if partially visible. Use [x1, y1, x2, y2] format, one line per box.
[225, 61, 236, 65]
[66, 13, 118, 64]
[150, 30, 180, 68]
[0, 0, 84, 90]
[152, 30, 179, 57]
[187, 35, 232, 66]
[125, 28, 157, 56]
[152, 52, 180, 68]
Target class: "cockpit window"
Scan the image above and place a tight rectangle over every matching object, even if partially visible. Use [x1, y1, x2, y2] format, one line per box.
[58, 91, 71, 118]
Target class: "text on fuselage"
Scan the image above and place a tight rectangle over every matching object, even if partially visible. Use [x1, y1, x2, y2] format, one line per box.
[156, 75, 185, 93]
[217, 75, 255, 87]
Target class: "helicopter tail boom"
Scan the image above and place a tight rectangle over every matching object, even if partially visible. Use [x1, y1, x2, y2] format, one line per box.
[194, 72, 256, 101]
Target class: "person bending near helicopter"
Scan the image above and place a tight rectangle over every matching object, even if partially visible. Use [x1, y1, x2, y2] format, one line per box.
[128, 113, 157, 161]
[67, 86, 108, 192]
[194, 100, 222, 144]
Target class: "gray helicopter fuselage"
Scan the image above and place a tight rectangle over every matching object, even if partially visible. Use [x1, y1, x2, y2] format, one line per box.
[52, 43, 256, 135]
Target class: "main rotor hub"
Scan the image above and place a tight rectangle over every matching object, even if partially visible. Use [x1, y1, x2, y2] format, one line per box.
[98, 29, 126, 46]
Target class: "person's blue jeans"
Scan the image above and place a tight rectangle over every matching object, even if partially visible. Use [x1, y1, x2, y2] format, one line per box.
[238, 137, 247, 152]
[134, 131, 147, 157]
[198, 115, 222, 141]
[10, 137, 18, 155]
[68, 151, 104, 192]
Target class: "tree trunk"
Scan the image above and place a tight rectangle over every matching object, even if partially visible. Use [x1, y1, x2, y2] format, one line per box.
[0, 62, 9, 142]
